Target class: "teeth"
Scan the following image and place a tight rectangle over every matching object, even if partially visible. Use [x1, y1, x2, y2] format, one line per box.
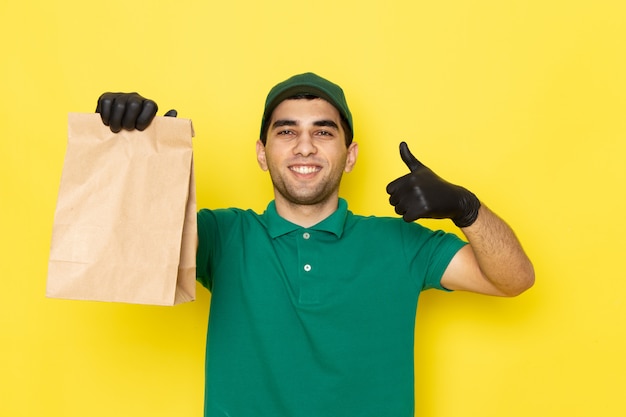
[291, 166, 319, 174]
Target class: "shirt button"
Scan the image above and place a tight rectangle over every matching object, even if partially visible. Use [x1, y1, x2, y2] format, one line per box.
[303, 264, 312, 272]
[303, 232, 310, 240]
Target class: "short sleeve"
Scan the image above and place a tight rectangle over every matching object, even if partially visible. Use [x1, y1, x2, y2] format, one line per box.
[196, 209, 217, 289]
[402, 223, 467, 291]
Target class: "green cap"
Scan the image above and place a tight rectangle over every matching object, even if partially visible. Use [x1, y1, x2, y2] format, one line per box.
[260, 72, 354, 144]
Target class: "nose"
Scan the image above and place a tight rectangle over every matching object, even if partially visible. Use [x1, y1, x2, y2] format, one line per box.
[293, 132, 317, 156]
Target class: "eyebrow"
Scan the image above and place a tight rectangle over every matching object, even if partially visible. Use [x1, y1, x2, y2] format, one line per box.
[271, 119, 339, 130]
[272, 119, 297, 129]
[314, 120, 339, 130]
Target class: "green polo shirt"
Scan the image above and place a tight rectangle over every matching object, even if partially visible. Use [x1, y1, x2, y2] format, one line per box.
[196, 198, 465, 417]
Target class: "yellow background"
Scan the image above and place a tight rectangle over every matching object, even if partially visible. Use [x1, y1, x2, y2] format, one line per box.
[1, 0, 625, 416]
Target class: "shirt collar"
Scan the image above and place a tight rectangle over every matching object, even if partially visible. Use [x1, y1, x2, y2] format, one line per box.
[263, 198, 348, 239]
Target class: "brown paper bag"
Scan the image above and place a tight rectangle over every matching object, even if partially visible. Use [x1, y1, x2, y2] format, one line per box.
[47, 113, 196, 305]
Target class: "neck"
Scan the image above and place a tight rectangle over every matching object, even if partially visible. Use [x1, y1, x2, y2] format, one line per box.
[274, 195, 339, 228]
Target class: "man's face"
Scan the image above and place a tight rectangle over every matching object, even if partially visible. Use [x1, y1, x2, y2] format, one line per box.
[256, 98, 358, 207]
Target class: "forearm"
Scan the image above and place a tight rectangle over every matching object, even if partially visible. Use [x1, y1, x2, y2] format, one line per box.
[386, 142, 535, 296]
[461, 205, 535, 296]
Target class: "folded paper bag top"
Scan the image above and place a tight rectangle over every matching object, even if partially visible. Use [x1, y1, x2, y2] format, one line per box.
[47, 113, 197, 306]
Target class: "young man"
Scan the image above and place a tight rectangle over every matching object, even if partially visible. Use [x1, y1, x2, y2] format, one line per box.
[96, 72, 534, 417]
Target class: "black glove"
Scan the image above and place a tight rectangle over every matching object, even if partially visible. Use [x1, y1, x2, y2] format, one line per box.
[95, 92, 177, 133]
[386, 142, 480, 227]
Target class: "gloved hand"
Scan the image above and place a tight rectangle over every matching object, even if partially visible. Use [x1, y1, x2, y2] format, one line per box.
[95, 92, 177, 133]
[386, 142, 481, 227]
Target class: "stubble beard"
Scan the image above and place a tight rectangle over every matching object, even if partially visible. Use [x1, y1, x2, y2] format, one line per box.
[270, 168, 343, 207]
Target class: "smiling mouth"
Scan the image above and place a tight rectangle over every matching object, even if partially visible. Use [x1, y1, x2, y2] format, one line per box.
[289, 165, 321, 175]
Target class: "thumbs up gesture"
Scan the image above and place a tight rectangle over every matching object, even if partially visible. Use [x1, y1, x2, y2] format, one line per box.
[386, 142, 481, 227]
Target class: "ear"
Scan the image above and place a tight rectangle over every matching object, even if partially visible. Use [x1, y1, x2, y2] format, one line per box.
[256, 140, 268, 171]
[344, 142, 359, 173]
